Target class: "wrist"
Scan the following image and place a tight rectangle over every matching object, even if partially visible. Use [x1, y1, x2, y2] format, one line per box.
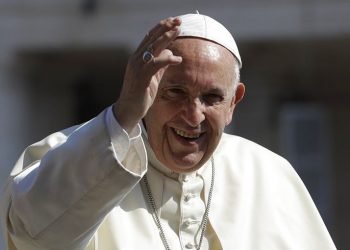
[113, 102, 139, 134]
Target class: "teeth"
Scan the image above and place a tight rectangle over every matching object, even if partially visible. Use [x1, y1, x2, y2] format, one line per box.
[174, 128, 200, 139]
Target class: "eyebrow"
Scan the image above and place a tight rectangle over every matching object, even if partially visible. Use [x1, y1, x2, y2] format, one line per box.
[165, 80, 227, 95]
[165, 80, 186, 86]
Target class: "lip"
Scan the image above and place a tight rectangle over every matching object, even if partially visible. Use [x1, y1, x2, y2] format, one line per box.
[173, 128, 202, 138]
[169, 127, 206, 147]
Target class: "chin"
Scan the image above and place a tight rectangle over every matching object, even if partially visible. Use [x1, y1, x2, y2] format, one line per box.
[168, 164, 201, 174]
[165, 154, 206, 173]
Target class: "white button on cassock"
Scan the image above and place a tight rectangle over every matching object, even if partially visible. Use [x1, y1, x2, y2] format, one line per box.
[184, 193, 195, 202]
[183, 219, 192, 227]
[183, 218, 200, 227]
[183, 175, 190, 182]
[185, 242, 195, 249]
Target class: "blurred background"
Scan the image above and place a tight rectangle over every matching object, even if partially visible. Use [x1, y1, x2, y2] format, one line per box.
[0, 0, 349, 249]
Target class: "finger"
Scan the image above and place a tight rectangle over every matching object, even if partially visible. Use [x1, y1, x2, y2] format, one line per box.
[149, 26, 180, 56]
[135, 26, 180, 67]
[148, 17, 181, 41]
[144, 49, 182, 76]
[137, 17, 181, 53]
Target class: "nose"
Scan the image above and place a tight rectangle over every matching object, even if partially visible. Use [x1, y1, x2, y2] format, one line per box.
[181, 98, 205, 127]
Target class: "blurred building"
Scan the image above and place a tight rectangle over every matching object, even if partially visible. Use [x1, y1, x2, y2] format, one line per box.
[1, 0, 349, 249]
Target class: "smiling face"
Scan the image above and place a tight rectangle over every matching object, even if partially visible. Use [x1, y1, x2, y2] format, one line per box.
[143, 38, 244, 173]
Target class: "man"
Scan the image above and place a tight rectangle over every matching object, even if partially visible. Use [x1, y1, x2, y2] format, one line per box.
[1, 13, 336, 250]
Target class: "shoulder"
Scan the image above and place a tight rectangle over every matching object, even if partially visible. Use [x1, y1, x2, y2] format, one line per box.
[214, 133, 296, 179]
[11, 110, 110, 176]
[10, 125, 81, 176]
[210, 135, 334, 249]
[213, 134, 309, 206]
[216, 133, 289, 164]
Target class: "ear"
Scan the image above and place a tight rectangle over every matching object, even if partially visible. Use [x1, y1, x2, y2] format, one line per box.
[225, 82, 245, 125]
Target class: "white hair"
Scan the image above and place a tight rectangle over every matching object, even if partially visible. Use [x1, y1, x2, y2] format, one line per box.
[232, 56, 241, 93]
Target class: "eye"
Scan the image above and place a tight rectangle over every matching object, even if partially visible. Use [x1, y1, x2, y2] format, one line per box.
[162, 88, 186, 100]
[203, 93, 224, 105]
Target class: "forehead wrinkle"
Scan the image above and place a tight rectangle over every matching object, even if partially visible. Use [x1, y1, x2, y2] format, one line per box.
[166, 38, 234, 95]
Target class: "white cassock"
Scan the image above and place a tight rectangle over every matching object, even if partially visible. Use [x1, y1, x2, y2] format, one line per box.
[0, 107, 336, 250]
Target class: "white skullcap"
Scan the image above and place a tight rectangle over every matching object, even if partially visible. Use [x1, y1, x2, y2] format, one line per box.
[177, 13, 242, 68]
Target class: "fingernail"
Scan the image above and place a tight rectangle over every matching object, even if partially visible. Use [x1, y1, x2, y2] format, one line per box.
[174, 56, 182, 63]
[173, 17, 181, 24]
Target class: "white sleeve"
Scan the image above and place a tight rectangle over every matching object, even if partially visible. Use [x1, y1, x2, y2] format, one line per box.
[1, 108, 147, 250]
[105, 106, 145, 174]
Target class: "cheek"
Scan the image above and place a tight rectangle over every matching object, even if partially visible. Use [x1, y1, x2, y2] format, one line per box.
[145, 100, 179, 136]
[147, 100, 169, 121]
[224, 108, 234, 125]
[151, 99, 182, 121]
[207, 107, 231, 131]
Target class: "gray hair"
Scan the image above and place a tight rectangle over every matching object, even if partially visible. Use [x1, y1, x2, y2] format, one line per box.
[232, 56, 241, 93]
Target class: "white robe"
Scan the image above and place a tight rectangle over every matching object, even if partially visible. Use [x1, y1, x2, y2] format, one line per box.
[0, 108, 336, 249]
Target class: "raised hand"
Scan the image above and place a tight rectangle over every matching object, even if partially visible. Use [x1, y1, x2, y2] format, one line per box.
[114, 17, 183, 133]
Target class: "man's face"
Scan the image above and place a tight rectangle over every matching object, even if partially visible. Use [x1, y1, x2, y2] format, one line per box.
[144, 38, 244, 173]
